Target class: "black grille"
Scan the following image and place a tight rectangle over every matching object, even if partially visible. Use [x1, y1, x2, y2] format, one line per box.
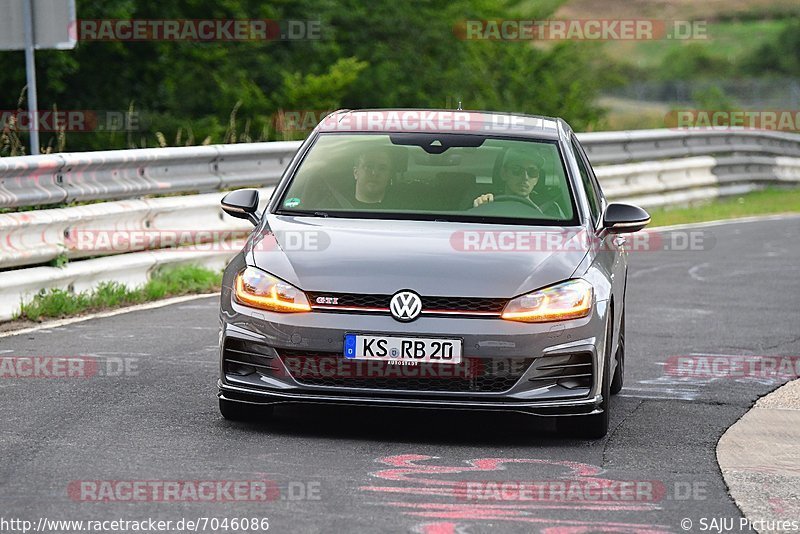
[527, 352, 593, 389]
[307, 292, 507, 314]
[223, 337, 281, 376]
[277, 349, 532, 393]
[424, 296, 506, 313]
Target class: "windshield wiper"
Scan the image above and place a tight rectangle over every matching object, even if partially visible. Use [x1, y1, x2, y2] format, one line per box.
[277, 209, 329, 217]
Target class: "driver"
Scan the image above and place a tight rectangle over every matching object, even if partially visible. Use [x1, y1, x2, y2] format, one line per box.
[351, 147, 396, 208]
[473, 148, 545, 210]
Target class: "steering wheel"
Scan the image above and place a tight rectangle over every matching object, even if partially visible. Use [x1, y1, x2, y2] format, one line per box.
[468, 194, 546, 217]
[491, 194, 539, 208]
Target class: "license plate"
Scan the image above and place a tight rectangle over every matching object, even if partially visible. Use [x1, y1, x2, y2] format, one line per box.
[344, 334, 462, 364]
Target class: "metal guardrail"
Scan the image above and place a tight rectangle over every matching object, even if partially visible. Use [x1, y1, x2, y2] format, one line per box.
[597, 154, 800, 206]
[0, 188, 273, 320]
[579, 129, 800, 165]
[0, 142, 298, 209]
[2, 127, 800, 321]
[0, 188, 274, 270]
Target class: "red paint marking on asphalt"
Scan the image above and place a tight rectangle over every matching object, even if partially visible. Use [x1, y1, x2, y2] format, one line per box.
[364, 493, 654, 511]
[369, 455, 603, 486]
[769, 497, 789, 515]
[542, 527, 669, 534]
[360, 455, 670, 532]
[414, 522, 459, 534]
[393, 502, 670, 532]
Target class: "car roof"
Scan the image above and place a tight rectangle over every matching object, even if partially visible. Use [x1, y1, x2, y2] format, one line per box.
[316, 108, 567, 140]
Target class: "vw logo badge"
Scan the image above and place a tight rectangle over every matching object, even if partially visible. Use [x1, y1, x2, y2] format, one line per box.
[389, 291, 423, 322]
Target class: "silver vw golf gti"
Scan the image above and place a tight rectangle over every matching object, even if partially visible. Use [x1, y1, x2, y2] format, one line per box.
[217, 110, 649, 438]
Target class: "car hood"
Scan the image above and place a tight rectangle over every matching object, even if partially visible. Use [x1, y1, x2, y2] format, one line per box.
[250, 215, 589, 298]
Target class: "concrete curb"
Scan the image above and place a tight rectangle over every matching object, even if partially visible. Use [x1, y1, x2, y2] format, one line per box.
[0, 293, 219, 339]
[717, 379, 800, 533]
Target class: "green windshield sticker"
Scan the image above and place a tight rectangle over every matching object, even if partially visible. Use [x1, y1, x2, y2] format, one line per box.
[284, 197, 301, 208]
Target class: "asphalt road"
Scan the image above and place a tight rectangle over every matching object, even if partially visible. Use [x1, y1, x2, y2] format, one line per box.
[2, 216, 799, 534]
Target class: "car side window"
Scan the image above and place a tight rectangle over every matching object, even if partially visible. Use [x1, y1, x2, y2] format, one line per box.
[571, 137, 601, 225]
[576, 139, 606, 206]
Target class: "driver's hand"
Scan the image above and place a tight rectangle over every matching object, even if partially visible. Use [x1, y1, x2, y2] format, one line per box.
[473, 193, 494, 207]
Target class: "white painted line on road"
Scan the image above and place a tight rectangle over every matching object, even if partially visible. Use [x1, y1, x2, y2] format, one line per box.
[649, 212, 800, 232]
[0, 292, 220, 339]
[629, 262, 686, 279]
[159, 360, 218, 365]
[688, 262, 710, 282]
[618, 394, 696, 401]
[689, 352, 758, 356]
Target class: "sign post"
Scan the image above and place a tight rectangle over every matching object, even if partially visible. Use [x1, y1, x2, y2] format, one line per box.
[0, 0, 77, 155]
[22, 0, 40, 154]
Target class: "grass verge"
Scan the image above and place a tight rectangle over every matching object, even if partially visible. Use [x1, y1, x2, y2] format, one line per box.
[15, 264, 222, 322]
[602, 19, 790, 72]
[647, 187, 800, 227]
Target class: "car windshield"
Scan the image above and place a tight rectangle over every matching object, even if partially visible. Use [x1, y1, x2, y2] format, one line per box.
[276, 133, 577, 225]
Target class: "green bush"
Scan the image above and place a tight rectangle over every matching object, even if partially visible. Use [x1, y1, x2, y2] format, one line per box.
[16, 264, 222, 322]
[741, 19, 800, 76]
[0, 0, 607, 153]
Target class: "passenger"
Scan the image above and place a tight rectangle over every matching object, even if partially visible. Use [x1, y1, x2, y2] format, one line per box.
[473, 148, 546, 211]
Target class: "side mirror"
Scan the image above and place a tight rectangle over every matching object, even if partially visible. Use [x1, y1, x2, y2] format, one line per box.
[602, 202, 650, 233]
[221, 189, 260, 226]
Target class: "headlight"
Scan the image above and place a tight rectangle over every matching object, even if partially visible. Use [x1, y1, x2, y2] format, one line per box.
[234, 267, 311, 312]
[501, 279, 593, 323]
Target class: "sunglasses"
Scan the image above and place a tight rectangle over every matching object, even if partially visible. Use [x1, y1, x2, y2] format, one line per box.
[359, 161, 392, 175]
[504, 163, 540, 179]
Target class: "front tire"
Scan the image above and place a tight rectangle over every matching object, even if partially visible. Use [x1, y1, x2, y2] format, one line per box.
[610, 308, 625, 395]
[557, 312, 612, 439]
[219, 398, 274, 422]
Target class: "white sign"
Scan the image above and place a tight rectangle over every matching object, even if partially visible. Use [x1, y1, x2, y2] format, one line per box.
[0, 0, 77, 50]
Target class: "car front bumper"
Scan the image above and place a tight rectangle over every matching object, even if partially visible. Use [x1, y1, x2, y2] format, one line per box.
[218, 292, 611, 416]
[218, 380, 603, 416]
